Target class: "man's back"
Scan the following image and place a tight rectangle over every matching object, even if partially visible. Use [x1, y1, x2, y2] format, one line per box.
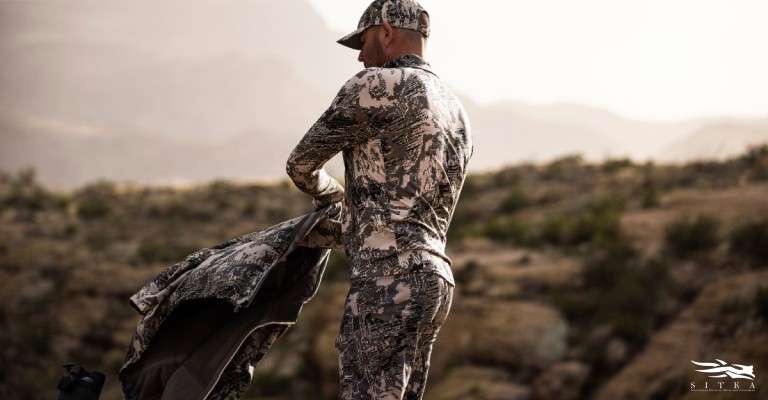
[336, 55, 472, 282]
[286, 55, 472, 282]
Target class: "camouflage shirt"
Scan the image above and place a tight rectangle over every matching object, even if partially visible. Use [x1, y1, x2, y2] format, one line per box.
[287, 54, 472, 285]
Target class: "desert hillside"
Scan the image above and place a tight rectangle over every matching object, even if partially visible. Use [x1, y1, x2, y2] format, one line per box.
[1, 146, 767, 399]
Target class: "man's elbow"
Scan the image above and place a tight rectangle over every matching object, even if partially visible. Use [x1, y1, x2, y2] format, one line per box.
[286, 157, 314, 191]
[285, 155, 303, 185]
[285, 159, 296, 181]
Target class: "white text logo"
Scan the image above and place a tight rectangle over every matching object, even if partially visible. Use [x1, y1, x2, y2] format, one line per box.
[690, 359, 756, 392]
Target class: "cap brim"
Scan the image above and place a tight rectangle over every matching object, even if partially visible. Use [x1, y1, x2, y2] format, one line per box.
[337, 27, 367, 50]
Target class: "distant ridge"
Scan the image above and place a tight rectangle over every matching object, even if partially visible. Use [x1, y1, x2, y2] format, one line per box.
[1, 0, 767, 187]
[0, 106, 315, 188]
[660, 123, 768, 162]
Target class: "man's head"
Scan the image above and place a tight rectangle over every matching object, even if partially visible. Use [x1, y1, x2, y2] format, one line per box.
[338, 0, 430, 68]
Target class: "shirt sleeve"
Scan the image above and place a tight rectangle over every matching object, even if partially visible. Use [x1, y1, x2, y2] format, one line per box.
[286, 71, 376, 208]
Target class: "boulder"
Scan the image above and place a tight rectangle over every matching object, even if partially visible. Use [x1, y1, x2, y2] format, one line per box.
[432, 296, 569, 375]
[427, 366, 530, 400]
[530, 361, 590, 400]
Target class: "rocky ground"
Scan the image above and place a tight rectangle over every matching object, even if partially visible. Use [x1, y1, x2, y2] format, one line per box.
[1, 146, 767, 399]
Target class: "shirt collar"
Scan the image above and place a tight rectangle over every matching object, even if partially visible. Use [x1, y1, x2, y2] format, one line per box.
[383, 54, 436, 76]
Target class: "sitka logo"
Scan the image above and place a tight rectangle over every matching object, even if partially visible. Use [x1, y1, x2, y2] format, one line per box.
[690, 359, 757, 392]
[692, 359, 755, 380]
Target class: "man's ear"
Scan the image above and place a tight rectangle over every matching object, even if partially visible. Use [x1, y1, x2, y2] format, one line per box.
[380, 21, 394, 47]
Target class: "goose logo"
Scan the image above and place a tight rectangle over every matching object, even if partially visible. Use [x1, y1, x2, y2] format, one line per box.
[692, 359, 755, 380]
[690, 359, 756, 392]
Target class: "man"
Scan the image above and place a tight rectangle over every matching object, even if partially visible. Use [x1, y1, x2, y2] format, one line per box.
[286, 0, 472, 398]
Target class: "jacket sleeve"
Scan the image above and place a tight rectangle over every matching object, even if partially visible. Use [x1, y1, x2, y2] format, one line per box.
[286, 70, 376, 208]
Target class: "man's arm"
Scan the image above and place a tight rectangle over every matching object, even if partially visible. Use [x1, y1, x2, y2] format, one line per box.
[285, 106, 345, 207]
[286, 71, 375, 207]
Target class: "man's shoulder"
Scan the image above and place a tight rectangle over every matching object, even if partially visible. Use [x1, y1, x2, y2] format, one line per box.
[346, 66, 412, 84]
[341, 55, 436, 90]
[335, 67, 410, 102]
[341, 66, 432, 93]
[334, 62, 444, 107]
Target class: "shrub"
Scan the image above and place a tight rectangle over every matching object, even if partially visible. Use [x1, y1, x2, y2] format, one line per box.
[15, 167, 36, 184]
[730, 219, 768, 267]
[582, 242, 638, 289]
[664, 214, 720, 257]
[756, 286, 768, 320]
[148, 199, 217, 222]
[241, 202, 257, 217]
[491, 169, 519, 187]
[556, 244, 670, 346]
[540, 214, 573, 246]
[455, 259, 481, 286]
[543, 154, 586, 181]
[447, 202, 476, 241]
[2, 168, 51, 213]
[76, 181, 117, 220]
[136, 240, 201, 264]
[740, 144, 768, 180]
[459, 177, 481, 199]
[590, 196, 626, 214]
[679, 161, 741, 188]
[572, 198, 624, 247]
[84, 230, 113, 251]
[539, 197, 625, 248]
[602, 158, 633, 173]
[54, 223, 75, 240]
[497, 188, 530, 214]
[207, 179, 235, 210]
[446, 224, 471, 241]
[482, 217, 530, 245]
[740, 144, 768, 164]
[450, 202, 473, 227]
[537, 189, 564, 205]
[640, 178, 661, 208]
[77, 197, 111, 220]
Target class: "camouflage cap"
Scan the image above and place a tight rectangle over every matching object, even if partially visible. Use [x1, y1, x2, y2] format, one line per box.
[337, 0, 430, 50]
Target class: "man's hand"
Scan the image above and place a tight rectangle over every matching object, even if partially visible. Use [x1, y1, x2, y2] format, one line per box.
[311, 179, 345, 210]
[300, 201, 344, 250]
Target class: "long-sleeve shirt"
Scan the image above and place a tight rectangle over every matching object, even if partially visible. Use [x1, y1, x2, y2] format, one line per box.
[286, 54, 472, 285]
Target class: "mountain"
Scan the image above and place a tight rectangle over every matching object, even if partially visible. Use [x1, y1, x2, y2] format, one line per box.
[0, 106, 346, 188]
[0, 107, 258, 186]
[463, 100, 768, 169]
[460, 97, 622, 171]
[660, 123, 768, 162]
[0, 0, 352, 187]
[481, 101, 704, 159]
[1, 0, 766, 188]
[0, 0, 354, 142]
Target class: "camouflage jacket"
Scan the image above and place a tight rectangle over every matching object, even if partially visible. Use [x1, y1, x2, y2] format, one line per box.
[287, 55, 473, 285]
[120, 206, 336, 400]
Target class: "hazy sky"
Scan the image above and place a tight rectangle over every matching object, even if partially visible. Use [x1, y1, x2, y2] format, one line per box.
[306, 0, 768, 122]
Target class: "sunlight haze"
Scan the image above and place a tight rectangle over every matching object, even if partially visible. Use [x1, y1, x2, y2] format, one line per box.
[307, 0, 768, 122]
[2, 0, 767, 187]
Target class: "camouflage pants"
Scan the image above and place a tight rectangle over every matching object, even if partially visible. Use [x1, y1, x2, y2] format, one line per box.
[336, 273, 453, 400]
